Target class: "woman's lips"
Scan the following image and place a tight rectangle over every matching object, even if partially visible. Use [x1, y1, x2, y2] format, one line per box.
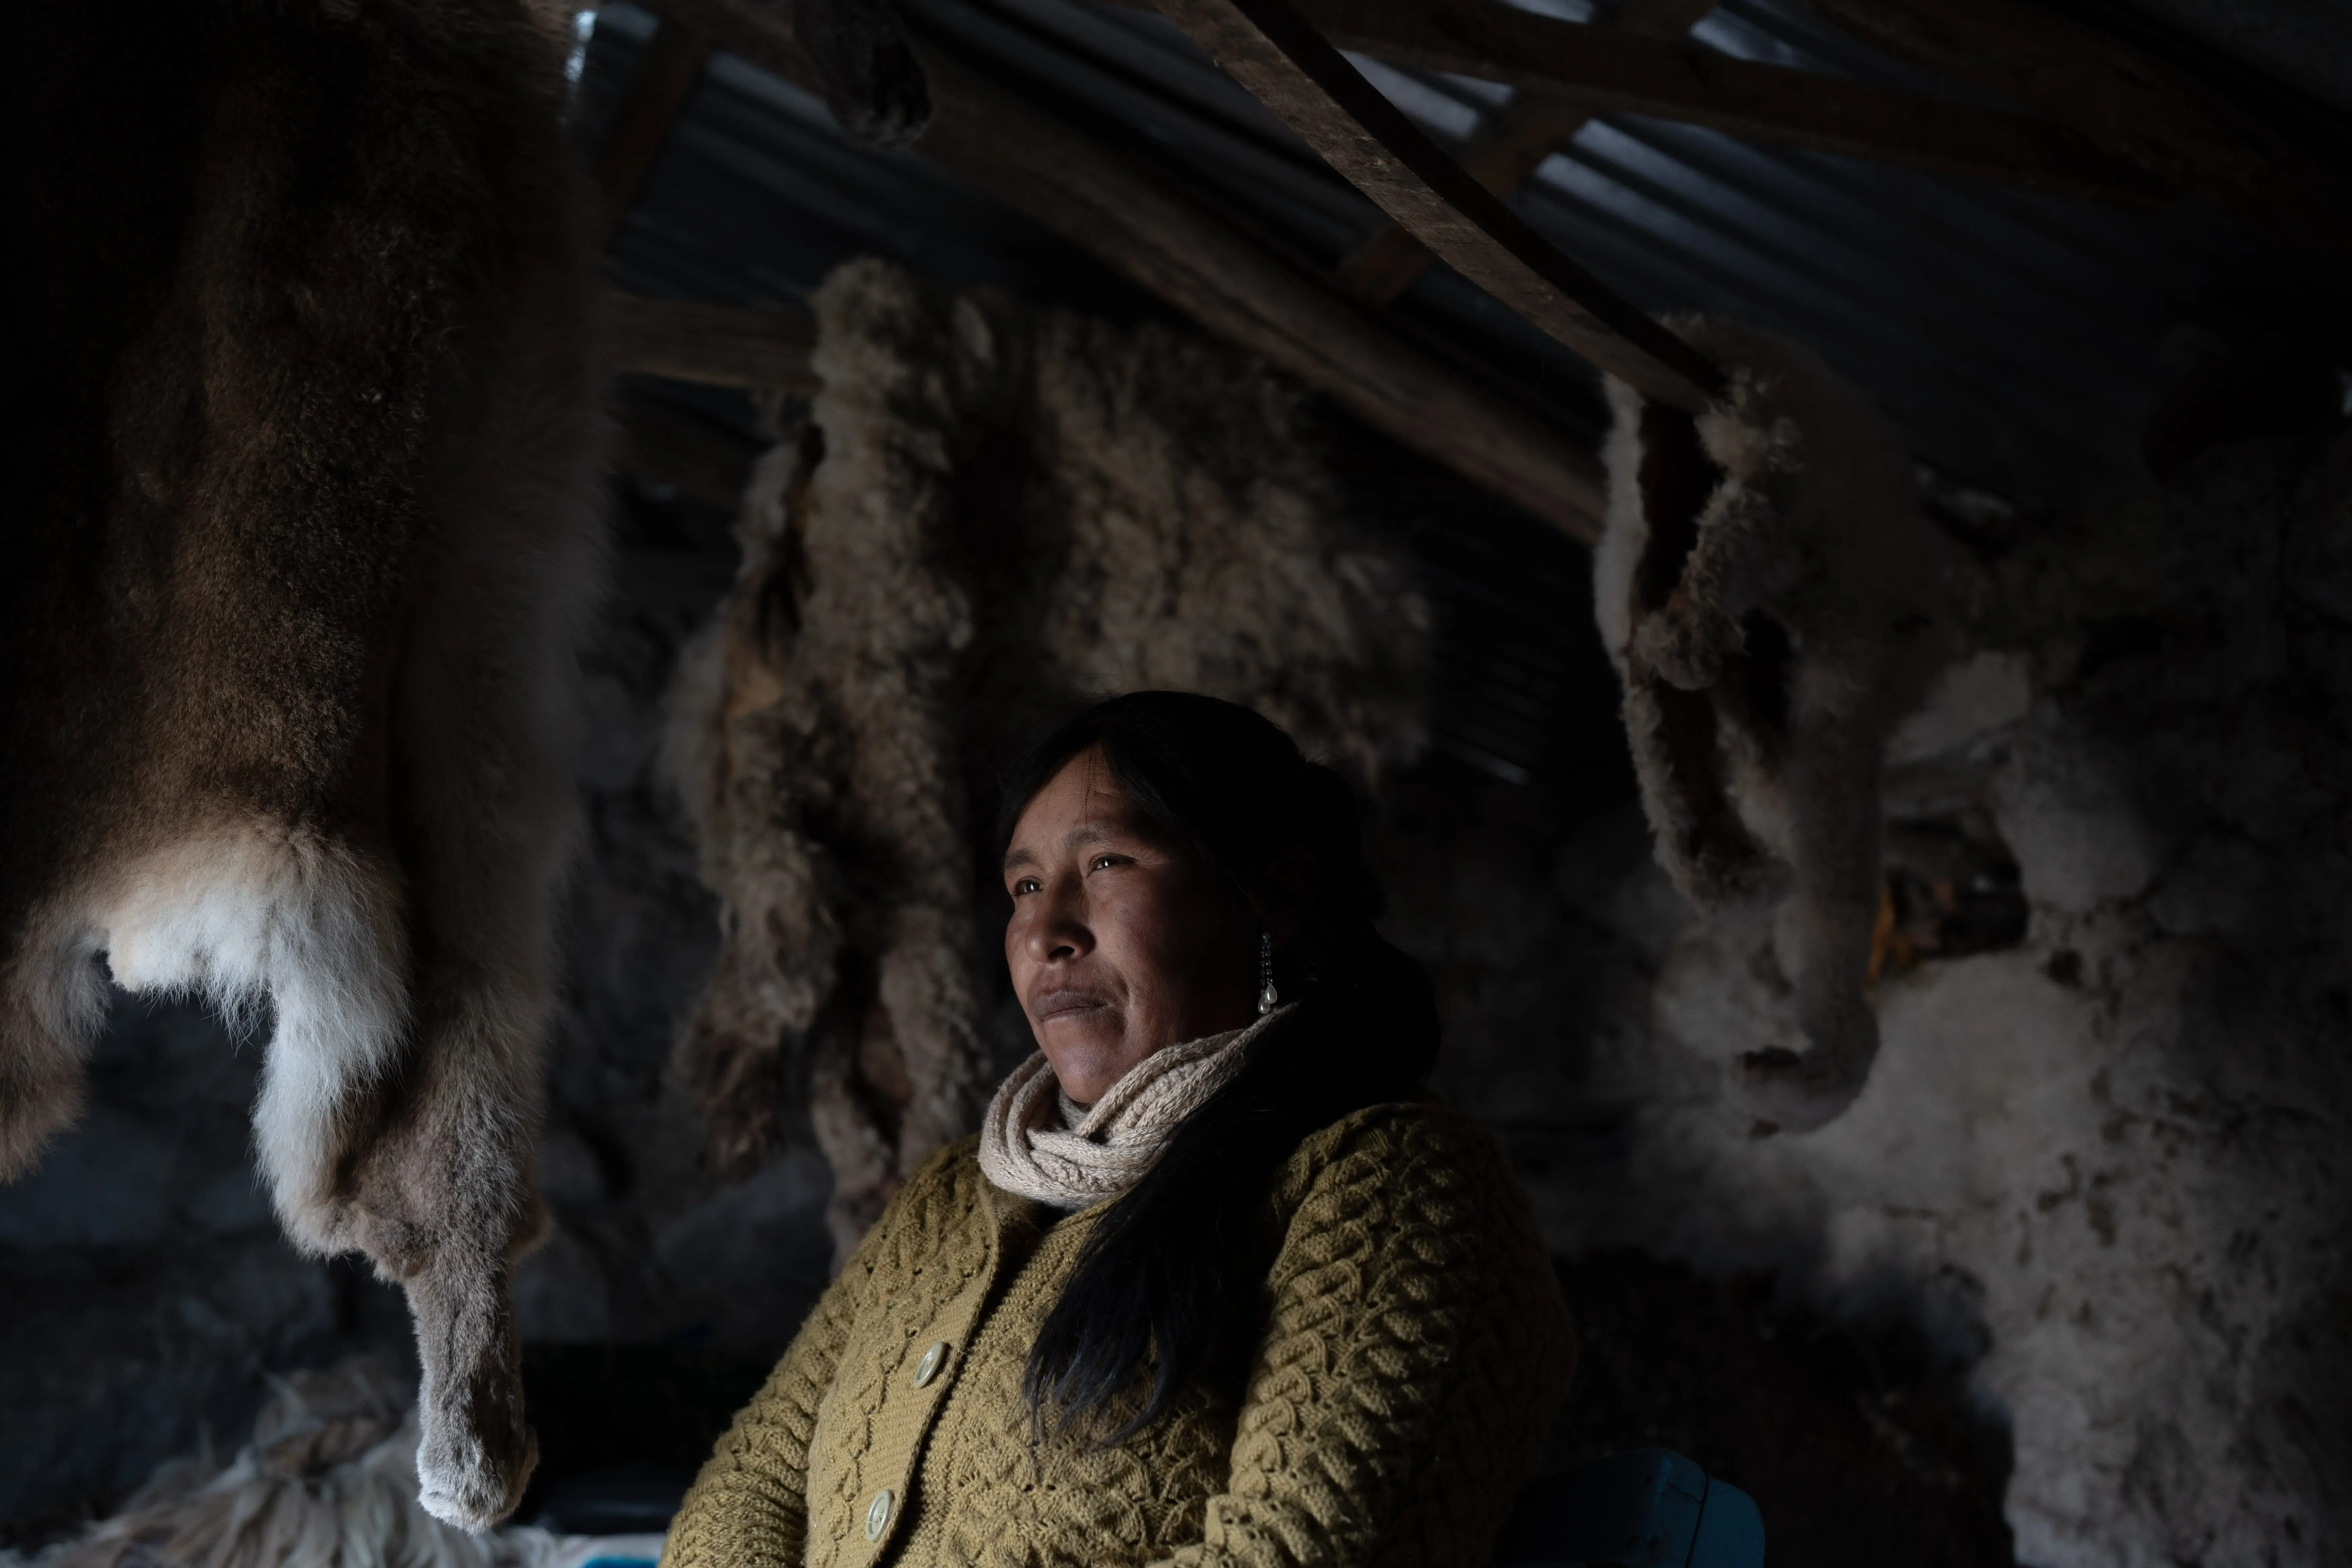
[1030, 989, 1111, 1025]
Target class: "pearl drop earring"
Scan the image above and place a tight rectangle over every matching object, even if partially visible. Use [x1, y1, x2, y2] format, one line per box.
[1257, 931, 1279, 1016]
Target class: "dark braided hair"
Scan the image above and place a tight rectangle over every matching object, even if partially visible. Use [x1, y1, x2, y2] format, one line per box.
[998, 692, 1440, 1442]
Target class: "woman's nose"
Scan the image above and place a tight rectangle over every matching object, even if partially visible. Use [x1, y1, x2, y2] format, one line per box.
[1023, 880, 1091, 962]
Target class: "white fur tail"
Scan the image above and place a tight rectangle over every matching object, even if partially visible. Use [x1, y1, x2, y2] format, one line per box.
[93, 823, 411, 1245]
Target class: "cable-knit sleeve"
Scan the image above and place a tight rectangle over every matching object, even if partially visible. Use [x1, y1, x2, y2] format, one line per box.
[1160, 1105, 1576, 1568]
[661, 1250, 867, 1568]
[661, 1164, 922, 1568]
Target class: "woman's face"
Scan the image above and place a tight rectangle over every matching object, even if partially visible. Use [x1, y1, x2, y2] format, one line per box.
[1002, 748, 1261, 1104]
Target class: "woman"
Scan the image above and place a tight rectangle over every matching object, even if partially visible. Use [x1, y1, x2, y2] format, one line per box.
[663, 692, 1574, 1568]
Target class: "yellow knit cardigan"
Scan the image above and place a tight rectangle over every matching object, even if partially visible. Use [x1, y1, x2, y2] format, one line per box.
[661, 1101, 1575, 1568]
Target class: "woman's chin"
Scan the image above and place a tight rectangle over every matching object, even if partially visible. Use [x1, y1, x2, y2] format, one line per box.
[1039, 1030, 1146, 1105]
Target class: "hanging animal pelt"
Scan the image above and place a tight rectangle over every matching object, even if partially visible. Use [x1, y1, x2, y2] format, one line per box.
[0, 0, 603, 1530]
[1594, 316, 1947, 1135]
[794, 0, 932, 147]
[40, 1363, 558, 1568]
[666, 258, 1427, 1254]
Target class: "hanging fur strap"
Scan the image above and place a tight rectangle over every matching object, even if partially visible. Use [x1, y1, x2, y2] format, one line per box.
[1595, 316, 1948, 1134]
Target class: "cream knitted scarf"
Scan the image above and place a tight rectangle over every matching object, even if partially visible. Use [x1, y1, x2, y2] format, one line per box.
[976, 1007, 1290, 1209]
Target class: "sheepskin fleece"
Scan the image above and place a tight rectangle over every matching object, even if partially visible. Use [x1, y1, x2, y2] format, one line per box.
[666, 258, 1427, 1253]
[1594, 315, 1948, 1134]
[0, 0, 605, 1528]
[34, 1364, 562, 1568]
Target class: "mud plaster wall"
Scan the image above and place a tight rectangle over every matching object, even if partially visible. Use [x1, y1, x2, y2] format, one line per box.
[1446, 431, 2349, 1566]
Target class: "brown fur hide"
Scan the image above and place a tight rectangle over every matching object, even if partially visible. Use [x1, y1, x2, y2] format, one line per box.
[1594, 316, 1947, 1134]
[666, 258, 1427, 1254]
[0, 0, 605, 1530]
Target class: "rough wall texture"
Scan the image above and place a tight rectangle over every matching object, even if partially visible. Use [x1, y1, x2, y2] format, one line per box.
[512, 472, 839, 1362]
[0, 999, 410, 1544]
[1493, 432, 2351, 1565]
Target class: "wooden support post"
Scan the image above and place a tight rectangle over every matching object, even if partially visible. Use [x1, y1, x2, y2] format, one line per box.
[632, 0, 1612, 538]
[1155, 0, 1723, 407]
[596, 17, 717, 245]
[609, 291, 821, 393]
[1333, 0, 1717, 307]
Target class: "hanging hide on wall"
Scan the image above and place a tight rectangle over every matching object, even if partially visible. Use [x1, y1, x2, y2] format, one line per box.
[792, 0, 932, 147]
[1594, 316, 1947, 1135]
[0, 0, 604, 1530]
[666, 258, 1427, 1255]
[43, 1363, 560, 1568]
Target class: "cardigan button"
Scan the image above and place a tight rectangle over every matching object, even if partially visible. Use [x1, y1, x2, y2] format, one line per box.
[864, 1488, 893, 1541]
[913, 1340, 950, 1388]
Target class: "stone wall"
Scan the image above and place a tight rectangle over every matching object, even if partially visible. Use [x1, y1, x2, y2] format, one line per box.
[1444, 432, 2352, 1565]
[511, 467, 837, 1360]
[6, 384, 2342, 1565]
[0, 997, 410, 1544]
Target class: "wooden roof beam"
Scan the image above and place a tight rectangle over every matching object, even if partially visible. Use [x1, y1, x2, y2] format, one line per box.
[909, 42, 1616, 531]
[609, 291, 820, 393]
[1282, 0, 2170, 207]
[1155, 0, 1723, 408]
[595, 16, 717, 246]
[1333, 0, 1718, 306]
[1803, 0, 2352, 253]
[629, 0, 1612, 537]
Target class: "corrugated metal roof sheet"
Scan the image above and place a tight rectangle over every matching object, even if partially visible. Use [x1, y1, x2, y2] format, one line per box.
[577, 0, 2323, 781]
[583, 0, 2300, 498]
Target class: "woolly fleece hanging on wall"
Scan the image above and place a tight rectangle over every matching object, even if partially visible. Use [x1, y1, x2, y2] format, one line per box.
[666, 258, 1429, 1253]
[1593, 314, 1950, 1135]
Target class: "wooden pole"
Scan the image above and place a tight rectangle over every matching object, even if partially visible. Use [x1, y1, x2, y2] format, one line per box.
[1333, 0, 1718, 307]
[595, 17, 717, 246]
[1806, 0, 2352, 252]
[630, 0, 1612, 537]
[913, 47, 1611, 537]
[1287, 0, 2169, 207]
[1154, 0, 1724, 408]
[609, 291, 820, 393]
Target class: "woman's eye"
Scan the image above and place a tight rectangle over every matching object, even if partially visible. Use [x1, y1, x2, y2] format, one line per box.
[1092, 854, 1120, 871]
[1011, 878, 1041, 896]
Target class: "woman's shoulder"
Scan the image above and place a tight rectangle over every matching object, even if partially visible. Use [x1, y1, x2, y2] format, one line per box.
[1260, 1096, 1569, 1347]
[1271, 1097, 1531, 1230]
[836, 1134, 990, 1278]
[896, 1134, 991, 1223]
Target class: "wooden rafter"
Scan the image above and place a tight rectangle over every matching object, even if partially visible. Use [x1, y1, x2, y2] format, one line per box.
[912, 44, 1612, 533]
[1805, 0, 2352, 252]
[625, 0, 1611, 537]
[1155, 0, 1722, 408]
[609, 291, 820, 393]
[641, 0, 793, 58]
[1334, 97, 1597, 307]
[1333, 0, 1717, 307]
[595, 16, 716, 244]
[1286, 0, 2170, 206]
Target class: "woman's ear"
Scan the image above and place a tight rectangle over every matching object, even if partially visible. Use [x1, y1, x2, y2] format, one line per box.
[1258, 845, 1319, 946]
